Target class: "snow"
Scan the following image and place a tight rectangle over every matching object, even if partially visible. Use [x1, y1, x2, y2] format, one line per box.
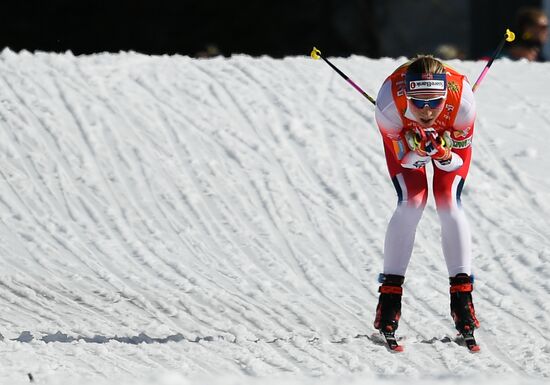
[0, 49, 549, 384]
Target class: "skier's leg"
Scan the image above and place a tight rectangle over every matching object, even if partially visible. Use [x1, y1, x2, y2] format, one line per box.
[383, 190, 426, 276]
[374, 141, 428, 332]
[433, 146, 479, 332]
[437, 205, 472, 276]
[382, 139, 428, 276]
[433, 146, 472, 277]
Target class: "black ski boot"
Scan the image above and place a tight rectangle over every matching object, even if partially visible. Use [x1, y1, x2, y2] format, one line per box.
[449, 273, 480, 333]
[373, 274, 405, 351]
[450, 273, 480, 351]
[373, 274, 405, 333]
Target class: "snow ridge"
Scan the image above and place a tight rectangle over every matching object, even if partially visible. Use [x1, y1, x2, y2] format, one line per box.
[0, 50, 549, 383]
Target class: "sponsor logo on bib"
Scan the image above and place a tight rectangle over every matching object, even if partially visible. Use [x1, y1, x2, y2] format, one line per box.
[452, 137, 472, 148]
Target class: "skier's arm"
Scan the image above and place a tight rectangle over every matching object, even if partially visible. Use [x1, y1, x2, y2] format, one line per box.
[451, 79, 476, 144]
[375, 80, 435, 169]
[431, 80, 476, 172]
[374, 80, 403, 138]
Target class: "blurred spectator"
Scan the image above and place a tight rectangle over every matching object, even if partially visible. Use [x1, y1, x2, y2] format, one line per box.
[505, 7, 548, 61]
[195, 44, 221, 58]
[434, 44, 466, 60]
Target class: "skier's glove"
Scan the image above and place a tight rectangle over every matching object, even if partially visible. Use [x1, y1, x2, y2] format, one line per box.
[403, 128, 461, 171]
[405, 128, 452, 160]
[423, 130, 465, 171]
[401, 128, 431, 169]
[404, 127, 429, 156]
[427, 130, 452, 162]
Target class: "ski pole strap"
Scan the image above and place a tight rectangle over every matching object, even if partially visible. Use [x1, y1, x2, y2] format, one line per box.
[450, 283, 473, 293]
[379, 285, 403, 295]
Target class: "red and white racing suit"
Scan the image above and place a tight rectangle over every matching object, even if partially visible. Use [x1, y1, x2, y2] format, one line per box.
[374, 64, 476, 277]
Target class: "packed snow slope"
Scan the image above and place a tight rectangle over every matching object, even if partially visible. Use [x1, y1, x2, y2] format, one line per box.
[0, 49, 549, 384]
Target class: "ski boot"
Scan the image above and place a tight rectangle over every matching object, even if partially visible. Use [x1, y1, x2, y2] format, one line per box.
[374, 274, 405, 351]
[450, 273, 480, 351]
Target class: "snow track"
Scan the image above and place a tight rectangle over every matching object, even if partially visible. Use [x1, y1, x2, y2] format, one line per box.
[0, 50, 548, 384]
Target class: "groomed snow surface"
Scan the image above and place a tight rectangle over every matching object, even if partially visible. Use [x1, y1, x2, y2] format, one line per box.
[0, 50, 549, 384]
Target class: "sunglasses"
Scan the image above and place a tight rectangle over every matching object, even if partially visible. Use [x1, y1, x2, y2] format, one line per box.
[408, 97, 445, 109]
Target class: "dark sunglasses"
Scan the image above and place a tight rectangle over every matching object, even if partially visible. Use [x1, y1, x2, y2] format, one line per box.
[408, 97, 445, 109]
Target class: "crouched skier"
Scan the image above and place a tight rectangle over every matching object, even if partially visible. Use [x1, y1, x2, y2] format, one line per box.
[373, 55, 480, 350]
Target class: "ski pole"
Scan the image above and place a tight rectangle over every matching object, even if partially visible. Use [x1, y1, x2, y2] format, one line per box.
[311, 47, 376, 105]
[472, 29, 515, 92]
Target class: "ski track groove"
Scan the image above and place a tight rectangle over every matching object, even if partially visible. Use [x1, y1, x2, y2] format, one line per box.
[2, 58, 223, 335]
[231, 61, 382, 296]
[101, 79, 284, 336]
[146, 58, 384, 338]
[125, 66, 343, 339]
[191, 62, 365, 325]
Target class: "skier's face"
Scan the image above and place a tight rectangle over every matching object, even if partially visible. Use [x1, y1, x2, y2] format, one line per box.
[407, 94, 446, 128]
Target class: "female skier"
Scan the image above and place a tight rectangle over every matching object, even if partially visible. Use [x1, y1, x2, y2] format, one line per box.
[373, 55, 480, 348]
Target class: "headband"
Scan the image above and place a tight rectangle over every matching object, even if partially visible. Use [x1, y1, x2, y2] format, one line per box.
[405, 72, 447, 98]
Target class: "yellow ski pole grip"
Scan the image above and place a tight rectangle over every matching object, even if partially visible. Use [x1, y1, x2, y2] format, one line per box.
[310, 47, 321, 60]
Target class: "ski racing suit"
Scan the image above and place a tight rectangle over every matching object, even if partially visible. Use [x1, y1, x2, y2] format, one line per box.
[374, 64, 476, 277]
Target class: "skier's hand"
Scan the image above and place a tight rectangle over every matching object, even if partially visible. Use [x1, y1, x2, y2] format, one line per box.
[427, 130, 452, 161]
[403, 128, 463, 171]
[405, 128, 452, 161]
[404, 127, 430, 156]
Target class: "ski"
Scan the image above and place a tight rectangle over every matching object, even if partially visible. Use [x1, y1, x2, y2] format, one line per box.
[381, 331, 404, 352]
[460, 331, 480, 352]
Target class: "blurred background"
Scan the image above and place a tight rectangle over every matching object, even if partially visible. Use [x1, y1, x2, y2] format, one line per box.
[0, 0, 548, 61]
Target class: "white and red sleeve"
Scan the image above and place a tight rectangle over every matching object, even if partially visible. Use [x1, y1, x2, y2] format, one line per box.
[374, 79, 402, 137]
[453, 79, 476, 138]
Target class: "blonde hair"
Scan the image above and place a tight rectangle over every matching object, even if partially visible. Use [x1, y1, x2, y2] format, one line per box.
[406, 55, 445, 75]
